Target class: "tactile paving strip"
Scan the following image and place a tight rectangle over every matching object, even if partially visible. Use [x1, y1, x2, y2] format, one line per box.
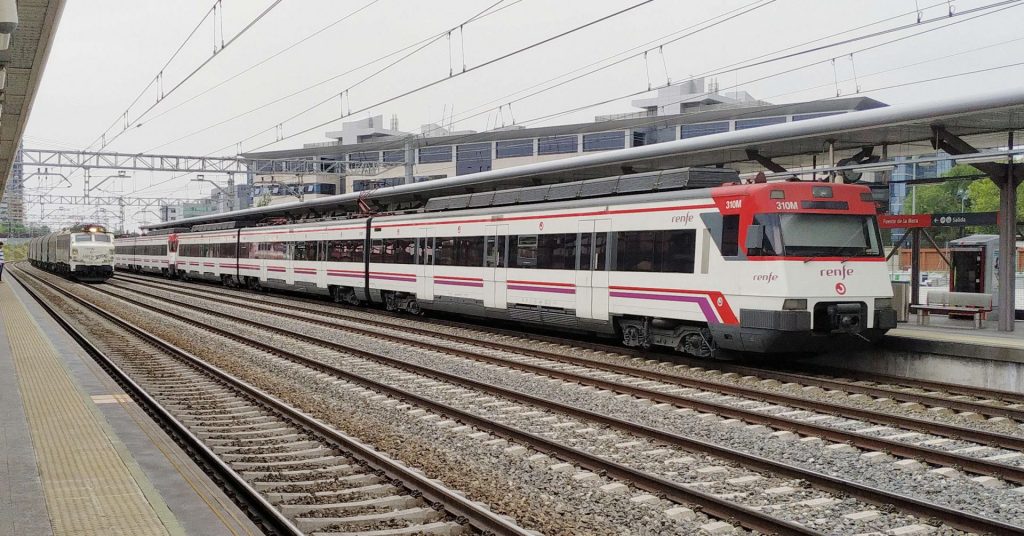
[0, 284, 171, 536]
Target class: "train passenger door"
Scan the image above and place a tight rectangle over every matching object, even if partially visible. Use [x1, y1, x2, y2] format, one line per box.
[484, 224, 508, 309]
[420, 228, 435, 301]
[578, 219, 610, 321]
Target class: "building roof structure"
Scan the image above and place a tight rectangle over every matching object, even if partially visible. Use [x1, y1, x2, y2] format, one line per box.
[146, 87, 1024, 232]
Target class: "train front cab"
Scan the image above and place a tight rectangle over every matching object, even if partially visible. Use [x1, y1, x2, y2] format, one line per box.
[705, 181, 897, 353]
[68, 230, 115, 281]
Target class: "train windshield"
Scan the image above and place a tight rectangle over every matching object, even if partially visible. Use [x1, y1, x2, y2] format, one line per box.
[73, 233, 113, 243]
[752, 214, 882, 258]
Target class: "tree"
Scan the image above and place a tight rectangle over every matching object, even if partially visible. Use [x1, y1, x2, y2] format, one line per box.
[901, 168, 972, 243]
[966, 174, 1024, 220]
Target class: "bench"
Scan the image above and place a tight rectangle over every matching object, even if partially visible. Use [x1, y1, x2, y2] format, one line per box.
[910, 290, 993, 328]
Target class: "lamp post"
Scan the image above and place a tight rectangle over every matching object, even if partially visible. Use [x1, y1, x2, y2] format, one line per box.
[191, 174, 237, 212]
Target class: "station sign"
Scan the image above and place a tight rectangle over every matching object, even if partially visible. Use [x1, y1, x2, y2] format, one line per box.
[877, 214, 930, 229]
[878, 212, 998, 229]
[930, 212, 998, 227]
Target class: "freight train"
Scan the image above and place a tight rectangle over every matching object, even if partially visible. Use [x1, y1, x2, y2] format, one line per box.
[116, 180, 896, 356]
[29, 223, 115, 282]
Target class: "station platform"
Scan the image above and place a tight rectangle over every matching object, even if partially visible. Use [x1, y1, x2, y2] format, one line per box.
[0, 275, 260, 536]
[885, 313, 1024, 363]
[805, 312, 1024, 393]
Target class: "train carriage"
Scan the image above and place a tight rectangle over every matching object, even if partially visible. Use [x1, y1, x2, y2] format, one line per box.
[114, 234, 173, 275]
[115, 179, 896, 356]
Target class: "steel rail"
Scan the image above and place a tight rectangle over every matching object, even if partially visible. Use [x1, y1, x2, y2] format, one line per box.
[114, 273, 1024, 412]
[9, 268, 305, 536]
[111, 277, 1024, 453]
[97, 277, 1024, 535]
[15, 267, 532, 536]
[57, 271, 820, 535]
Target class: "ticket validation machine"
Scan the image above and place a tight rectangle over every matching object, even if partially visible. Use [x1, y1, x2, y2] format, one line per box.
[948, 234, 1001, 305]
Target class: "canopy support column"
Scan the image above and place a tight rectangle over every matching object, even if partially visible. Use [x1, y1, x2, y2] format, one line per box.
[998, 131, 1016, 331]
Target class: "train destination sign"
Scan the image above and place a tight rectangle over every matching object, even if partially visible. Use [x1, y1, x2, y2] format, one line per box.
[878, 212, 998, 229]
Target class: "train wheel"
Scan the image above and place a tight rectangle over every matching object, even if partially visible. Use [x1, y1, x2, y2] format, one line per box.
[384, 292, 399, 312]
[405, 299, 422, 316]
[680, 331, 715, 358]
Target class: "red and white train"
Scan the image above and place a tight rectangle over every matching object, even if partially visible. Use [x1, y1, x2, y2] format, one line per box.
[116, 180, 896, 355]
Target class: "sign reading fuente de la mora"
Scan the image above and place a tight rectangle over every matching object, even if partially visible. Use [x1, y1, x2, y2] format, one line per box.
[878, 212, 998, 229]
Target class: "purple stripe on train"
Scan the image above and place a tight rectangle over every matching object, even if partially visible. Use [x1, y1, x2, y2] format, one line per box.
[435, 280, 484, 288]
[608, 291, 719, 324]
[507, 284, 575, 294]
[372, 275, 417, 283]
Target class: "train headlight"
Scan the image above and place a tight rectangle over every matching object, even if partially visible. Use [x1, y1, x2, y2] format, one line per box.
[71, 248, 79, 256]
[782, 299, 807, 310]
[875, 298, 893, 309]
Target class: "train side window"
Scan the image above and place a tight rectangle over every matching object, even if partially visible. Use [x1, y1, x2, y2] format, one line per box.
[721, 215, 739, 257]
[509, 235, 537, 268]
[434, 237, 455, 266]
[595, 232, 607, 270]
[394, 238, 415, 264]
[660, 230, 696, 273]
[456, 236, 484, 267]
[538, 234, 576, 270]
[578, 232, 591, 271]
[238, 243, 250, 258]
[293, 241, 307, 261]
[420, 237, 433, 265]
[351, 240, 364, 263]
[615, 231, 656, 271]
[485, 236, 505, 268]
[306, 241, 321, 261]
[370, 239, 384, 263]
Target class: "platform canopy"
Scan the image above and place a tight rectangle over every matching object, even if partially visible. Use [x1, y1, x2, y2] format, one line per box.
[0, 0, 65, 196]
[144, 87, 1024, 231]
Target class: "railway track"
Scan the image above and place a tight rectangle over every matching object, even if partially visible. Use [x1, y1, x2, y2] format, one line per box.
[98, 272, 1024, 534]
[114, 272, 1024, 415]
[111, 276, 1024, 469]
[12, 266, 532, 536]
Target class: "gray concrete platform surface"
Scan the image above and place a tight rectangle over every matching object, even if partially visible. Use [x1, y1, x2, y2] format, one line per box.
[807, 314, 1024, 392]
[0, 275, 261, 536]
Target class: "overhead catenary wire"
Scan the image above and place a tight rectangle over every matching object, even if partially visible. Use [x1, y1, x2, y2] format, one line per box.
[128, 0, 524, 195]
[84, 1, 217, 151]
[128, 1, 1017, 199]
[318, 11, 1024, 184]
[139, 0, 384, 130]
[361, 0, 1022, 159]
[89, 0, 286, 152]
[371, 0, 954, 145]
[236, 0, 656, 154]
[136, 0, 655, 192]
[138, 0, 519, 156]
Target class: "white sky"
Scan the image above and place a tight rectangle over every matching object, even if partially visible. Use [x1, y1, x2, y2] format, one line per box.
[20, 0, 1024, 228]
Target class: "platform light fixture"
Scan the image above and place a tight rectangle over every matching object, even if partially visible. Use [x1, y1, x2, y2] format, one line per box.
[855, 164, 896, 173]
[0, 0, 16, 52]
[955, 154, 1009, 165]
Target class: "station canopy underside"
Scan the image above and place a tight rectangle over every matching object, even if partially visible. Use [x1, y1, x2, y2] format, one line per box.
[144, 88, 1024, 231]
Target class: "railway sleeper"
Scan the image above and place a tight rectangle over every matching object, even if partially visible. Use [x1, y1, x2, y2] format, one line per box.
[295, 506, 443, 532]
[280, 494, 423, 516]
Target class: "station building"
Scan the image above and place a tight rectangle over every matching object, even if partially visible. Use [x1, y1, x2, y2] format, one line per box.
[244, 79, 886, 206]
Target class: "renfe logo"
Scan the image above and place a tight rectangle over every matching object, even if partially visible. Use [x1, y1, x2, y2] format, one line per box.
[752, 272, 778, 283]
[819, 267, 855, 280]
[835, 282, 847, 295]
[671, 213, 694, 225]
